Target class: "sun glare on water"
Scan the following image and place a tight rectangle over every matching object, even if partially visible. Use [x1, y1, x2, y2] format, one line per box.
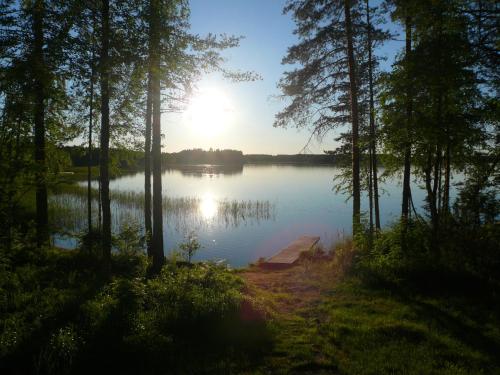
[186, 88, 233, 137]
[199, 194, 217, 220]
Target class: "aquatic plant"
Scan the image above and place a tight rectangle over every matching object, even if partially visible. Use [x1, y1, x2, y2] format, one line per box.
[48, 187, 276, 239]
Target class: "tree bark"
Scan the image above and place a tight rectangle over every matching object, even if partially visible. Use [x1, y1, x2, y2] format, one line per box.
[431, 145, 441, 231]
[100, 0, 111, 266]
[368, 147, 374, 236]
[366, 0, 380, 231]
[33, 0, 49, 247]
[87, 40, 95, 245]
[402, 16, 412, 222]
[144, 56, 153, 257]
[150, 0, 164, 273]
[424, 149, 438, 229]
[443, 123, 451, 213]
[98, 175, 102, 231]
[344, 0, 361, 234]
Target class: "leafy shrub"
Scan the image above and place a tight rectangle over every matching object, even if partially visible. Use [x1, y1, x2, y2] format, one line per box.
[356, 214, 500, 289]
[356, 220, 435, 284]
[178, 232, 201, 263]
[0, 229, 271, 374]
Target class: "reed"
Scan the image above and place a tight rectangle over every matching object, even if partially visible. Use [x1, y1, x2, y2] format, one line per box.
[48, 187, 275, 236]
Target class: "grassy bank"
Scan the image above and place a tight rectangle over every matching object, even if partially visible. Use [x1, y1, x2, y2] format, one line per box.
[2, 231, 499, 374]
[243, 245, 500, 374]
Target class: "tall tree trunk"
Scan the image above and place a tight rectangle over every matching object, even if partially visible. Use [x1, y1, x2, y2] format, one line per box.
[443, 121, 451, 213]
[150, 0, 164, 273]
[144, 61, 153, 257]
[98, 176, 102, 230]
[344, 0, 361, 234]
[437, 157, 443, 212]
[424, 149, 438, 229]
[366, 0, 380, 231]
[401, 16, 412, 222]
[87, 44, 95, 246]
[100, 0, 111, 266]
[5, 120, 15, 250]
[368, 147, 374, 236]
[431, 145, 442, 231]
[7, 122, 22, 249]
[33, 0, 49, 247]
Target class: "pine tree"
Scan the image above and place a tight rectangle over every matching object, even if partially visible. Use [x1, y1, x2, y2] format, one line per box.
[401, 14, 412, 223]
[141, 0, 254, 272]
[68, 0, 146, 265]
[365, 0, 381, 232]
[343, 0, 362, 232]
[149, 0, 164, 273]
[99, 0, 111, 265]
[1, 0, 79, 246]
[144, 65, 153, 256]
[276, 0, 387, 234]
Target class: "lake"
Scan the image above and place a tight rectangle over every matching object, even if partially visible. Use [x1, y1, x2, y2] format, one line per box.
[51, 164, 455, 267]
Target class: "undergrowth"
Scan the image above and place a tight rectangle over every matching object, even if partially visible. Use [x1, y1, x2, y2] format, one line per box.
[0, 229, 272, 375]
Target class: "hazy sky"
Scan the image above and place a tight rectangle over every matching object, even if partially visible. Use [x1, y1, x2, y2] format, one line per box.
[164, 0, 402, 154]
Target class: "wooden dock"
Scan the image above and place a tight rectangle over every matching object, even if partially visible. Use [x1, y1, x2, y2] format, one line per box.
[262, 236, 320, 269]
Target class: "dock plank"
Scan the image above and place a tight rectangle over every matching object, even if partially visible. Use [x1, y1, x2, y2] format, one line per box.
[263, 236, 320, 268]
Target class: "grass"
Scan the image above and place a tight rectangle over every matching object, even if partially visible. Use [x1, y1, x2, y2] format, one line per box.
[3, 216, 499, 374]
[304, 281, 498, 374]
[242, 244, 500, 374]
[48, 185, 275, 236]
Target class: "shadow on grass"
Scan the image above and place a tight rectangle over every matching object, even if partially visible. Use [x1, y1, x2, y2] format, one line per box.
[409, 298, 500, 366]
[344, 271, 500, 373]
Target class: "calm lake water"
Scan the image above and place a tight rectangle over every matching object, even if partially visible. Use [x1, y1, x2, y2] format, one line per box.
[53, 164, 457, 267]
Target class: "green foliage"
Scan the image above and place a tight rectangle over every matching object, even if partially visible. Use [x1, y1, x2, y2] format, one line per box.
[114, 220, 146, 256]
[356, 213, 500, 287]
[356, 220, 433, 283]
[379, 0, 498, 233]
[62, 146, 145, 170]
[0, 226, 271, 374]
[37, 325, 80, 375]
[178, 232, 201, 263]
[112, 220, 149, 277]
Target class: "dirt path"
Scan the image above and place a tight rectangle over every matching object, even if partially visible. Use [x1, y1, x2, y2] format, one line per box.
[241, 254, 341, 316]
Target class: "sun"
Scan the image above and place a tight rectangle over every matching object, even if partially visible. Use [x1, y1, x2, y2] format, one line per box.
[185, 88, 233, 137]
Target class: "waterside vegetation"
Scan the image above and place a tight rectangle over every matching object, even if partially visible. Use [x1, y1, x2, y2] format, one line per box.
[0, 0, 498, 373]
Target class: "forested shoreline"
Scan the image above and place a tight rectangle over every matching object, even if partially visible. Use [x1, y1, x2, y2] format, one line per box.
[63, 146, 349, 168]
[0, 0, 498, 373]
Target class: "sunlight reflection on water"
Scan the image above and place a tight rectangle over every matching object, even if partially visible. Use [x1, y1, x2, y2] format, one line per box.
[199, 193, 217, 220]
[58, 165, 462, 267]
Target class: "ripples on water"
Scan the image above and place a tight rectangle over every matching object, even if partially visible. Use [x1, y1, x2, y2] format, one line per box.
[51, 165, 460, 266]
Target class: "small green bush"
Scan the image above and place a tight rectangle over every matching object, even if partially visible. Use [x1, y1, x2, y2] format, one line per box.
[178, 232, 201, 263]
[356, 216, 500, 289]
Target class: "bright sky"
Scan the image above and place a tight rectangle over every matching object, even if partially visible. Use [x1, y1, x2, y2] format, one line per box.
[163, 0, 402, 154]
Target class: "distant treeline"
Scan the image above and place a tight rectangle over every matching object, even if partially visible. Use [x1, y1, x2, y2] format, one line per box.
[64, 146, 493, 171]
[62, 147, 350, 167]
[63, 146, 145, 169]
[164, 149, 244, 165]
[244, 153, 347, 164]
